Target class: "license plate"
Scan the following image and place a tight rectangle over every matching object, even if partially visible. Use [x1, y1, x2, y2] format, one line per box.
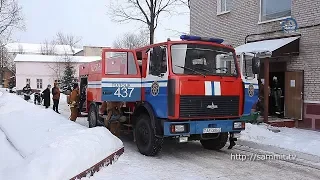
[178, 136, 188, 143]
[203, 128, 221, 134]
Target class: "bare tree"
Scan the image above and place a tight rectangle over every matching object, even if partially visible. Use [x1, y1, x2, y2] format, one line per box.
[55, 32, 82, 54]
[17, 43, 23, 54]
[47, 58, 62, 81]
[0, 0, 24, 36]
[43, 32, 81, 82]
[108, 0, 189, 44]
[40, 39, 57, 55]
[113, 30, 149, 49]
[0, 0, 24, 87]
[55, 32, 82, 47]
[178, 0, 190, 9]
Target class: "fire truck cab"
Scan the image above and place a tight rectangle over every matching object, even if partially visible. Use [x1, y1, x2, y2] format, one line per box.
[79, 35, 260, 156]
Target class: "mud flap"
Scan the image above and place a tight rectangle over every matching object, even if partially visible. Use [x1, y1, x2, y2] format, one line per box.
[227, 133, 237, 149]
[70, 147, 124, 180]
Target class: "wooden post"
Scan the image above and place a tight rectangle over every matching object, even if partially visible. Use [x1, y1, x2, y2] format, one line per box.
[263, 58, 270, 123]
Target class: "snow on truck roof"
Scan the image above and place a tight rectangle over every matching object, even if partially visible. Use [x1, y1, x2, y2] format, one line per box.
[14, 54, 101, 63]
[5, 43, 83, 55]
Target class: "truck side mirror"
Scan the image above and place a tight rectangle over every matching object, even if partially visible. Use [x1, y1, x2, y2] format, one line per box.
[252, 56, 260, 74]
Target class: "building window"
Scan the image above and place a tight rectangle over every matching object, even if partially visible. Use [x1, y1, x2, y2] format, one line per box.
[217, 0, 231, 15]
[36, 79, 43, 89]
[26, 78, 30, 85]
[260, 0, 291, 22]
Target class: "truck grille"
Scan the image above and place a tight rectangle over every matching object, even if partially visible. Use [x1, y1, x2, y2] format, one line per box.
[179, 96, 239, 118]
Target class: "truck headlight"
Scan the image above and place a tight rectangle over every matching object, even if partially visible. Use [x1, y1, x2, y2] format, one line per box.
[170, 124, 187, 133]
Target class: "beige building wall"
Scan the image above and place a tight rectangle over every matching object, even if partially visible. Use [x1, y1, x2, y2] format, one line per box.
[83, 46, 109, 56]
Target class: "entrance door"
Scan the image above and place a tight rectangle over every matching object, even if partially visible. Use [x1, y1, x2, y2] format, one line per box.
[101, 49, 141, 102]
[285, 71, 303, 120]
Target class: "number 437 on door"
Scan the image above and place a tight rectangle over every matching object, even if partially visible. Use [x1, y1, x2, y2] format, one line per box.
[114, 87, 134, 98]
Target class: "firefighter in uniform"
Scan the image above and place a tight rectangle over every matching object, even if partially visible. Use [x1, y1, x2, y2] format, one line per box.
[100, 101, 126, 137]
[69, 83, 80, 121]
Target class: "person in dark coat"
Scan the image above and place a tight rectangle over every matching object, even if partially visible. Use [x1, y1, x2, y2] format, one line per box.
[42, 84, 51, 108]
[22, 84, 32, 101]
[52, 82, 61, 114]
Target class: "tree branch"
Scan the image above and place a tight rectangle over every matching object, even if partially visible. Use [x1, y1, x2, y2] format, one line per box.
[108, 0, 189, 44]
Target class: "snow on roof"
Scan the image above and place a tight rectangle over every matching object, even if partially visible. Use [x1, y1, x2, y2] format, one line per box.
[13, 54, 101, 63]
[5, 43, 83, 55]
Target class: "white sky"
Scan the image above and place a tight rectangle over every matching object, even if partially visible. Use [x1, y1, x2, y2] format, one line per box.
[12, 0, 190, 47]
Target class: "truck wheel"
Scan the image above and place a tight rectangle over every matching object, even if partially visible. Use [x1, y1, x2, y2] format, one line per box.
[88, 104, 98, 128]
[200, 133, 228, 150]
[134, 114, 163, 156]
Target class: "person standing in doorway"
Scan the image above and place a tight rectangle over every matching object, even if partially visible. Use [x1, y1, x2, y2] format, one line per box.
[42, 84, 51, 109]
[52, 82, 61, 114]
[69, 83, 80, 121]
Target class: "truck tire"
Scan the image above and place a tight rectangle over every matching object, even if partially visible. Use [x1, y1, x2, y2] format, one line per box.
[200, 133, 228, 150]
[134, 114, 163, 156]
[88, 104, 98, 128]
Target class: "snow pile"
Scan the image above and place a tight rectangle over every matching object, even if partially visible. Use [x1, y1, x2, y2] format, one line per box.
[0, 129, 24, 170]
[240, 123, 320, 156]
[0, 91, 123, 180]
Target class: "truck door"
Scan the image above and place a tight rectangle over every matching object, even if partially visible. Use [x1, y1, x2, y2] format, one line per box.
[143, 46, 168, 118]
[101, 49, 141, 102]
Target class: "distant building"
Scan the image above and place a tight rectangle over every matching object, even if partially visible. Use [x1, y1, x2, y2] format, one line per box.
[3, 43, 109, 89]
[14, 54, 101, 91]
[74, 45, 110, 56]
[1, 67, 14, 88]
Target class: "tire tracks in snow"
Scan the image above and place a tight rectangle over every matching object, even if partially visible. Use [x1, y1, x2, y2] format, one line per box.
[160, 141, 320, 180]
[233, 142, 320, 171]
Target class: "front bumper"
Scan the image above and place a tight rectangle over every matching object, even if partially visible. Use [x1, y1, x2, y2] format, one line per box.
[163, 119, 245, 136]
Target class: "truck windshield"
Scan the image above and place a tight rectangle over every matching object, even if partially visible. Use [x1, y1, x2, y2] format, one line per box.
[171, 44, 238, 76]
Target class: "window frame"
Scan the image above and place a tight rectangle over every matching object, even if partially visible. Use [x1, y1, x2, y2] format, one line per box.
[217, 0, 230, 15]
[147, 46, 168, 76]
[26, 78, 30, 85]
[36, 79, 43, 89]
[170, 43, 239, 77]
[105, 51, 138, 75]
[259, 0, 292, 24]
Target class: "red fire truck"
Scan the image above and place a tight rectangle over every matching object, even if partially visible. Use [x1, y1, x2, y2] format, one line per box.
[78, 35, 255, 156]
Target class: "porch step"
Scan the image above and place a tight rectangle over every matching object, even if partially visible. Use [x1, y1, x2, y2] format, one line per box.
[267, 119, 295, 128]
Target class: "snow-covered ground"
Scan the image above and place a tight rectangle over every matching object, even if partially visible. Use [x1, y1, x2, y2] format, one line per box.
[241, 123, 320, 157]
[1, 89, 320, 180]
[57, 93, 320, 158]
[0, 90, 123, 180]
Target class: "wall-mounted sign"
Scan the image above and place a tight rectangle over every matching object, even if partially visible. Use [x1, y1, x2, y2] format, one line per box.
[281, 17, 298, 33]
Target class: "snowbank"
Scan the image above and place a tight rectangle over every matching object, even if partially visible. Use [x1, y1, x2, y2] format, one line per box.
[0, 91, 123, 180]
[240, 123, 320, 157]
[0, 129, 23, 170]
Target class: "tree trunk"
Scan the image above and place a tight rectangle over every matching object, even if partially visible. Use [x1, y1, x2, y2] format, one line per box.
[149, 28, 154, 44]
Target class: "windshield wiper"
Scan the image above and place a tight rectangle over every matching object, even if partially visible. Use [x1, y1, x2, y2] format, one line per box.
[175, 65, 206, 77]
[194, 67, 211, 73]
